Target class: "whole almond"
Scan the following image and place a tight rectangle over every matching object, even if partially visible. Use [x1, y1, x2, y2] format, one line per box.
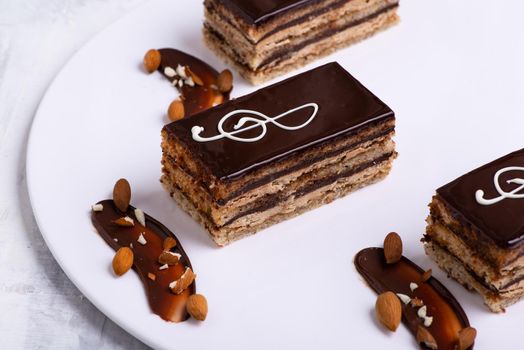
[163, 237, 177, 250]
[186, 294, 208, 321]
[422, 269, 432, 282]
[416, 326, 438, 349]
[158, 250, 181, 265]
[113, 178, 131, 212]
[186, 66, 204, 86]
[375, 291, 402, 332]
[143, 49, 161, 73]
[457, 327, 476, 350]
[217, 69, 233, 93]
[168, 100, 185, 121]
[383, 232, 403, 264]
[112, 247, 134, 276]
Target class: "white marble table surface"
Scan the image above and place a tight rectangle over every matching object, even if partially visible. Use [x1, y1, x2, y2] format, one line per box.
[0, 1, 150, 348]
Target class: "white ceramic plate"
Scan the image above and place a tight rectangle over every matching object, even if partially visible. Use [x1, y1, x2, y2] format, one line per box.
[27, 0, 524, 348]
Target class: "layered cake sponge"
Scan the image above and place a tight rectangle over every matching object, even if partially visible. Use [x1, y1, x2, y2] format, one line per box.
[203, 0, 400, 84]
[424, 149, 524, 312]
[161, 62, 396, 246]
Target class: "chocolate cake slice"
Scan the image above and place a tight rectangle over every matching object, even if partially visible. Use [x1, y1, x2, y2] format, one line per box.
[203, 0, 400, 84]
[424, 149, 524, 312]
[161, 62, 396, 246]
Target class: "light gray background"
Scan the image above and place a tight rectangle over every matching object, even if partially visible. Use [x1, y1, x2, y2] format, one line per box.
[0, 1, 148, 348]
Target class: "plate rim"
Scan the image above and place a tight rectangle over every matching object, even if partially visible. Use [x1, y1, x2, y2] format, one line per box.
[25, 1, 161, 347]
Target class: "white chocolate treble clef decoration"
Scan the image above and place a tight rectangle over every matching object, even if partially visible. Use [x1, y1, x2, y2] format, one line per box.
[191, 103, 319, 143]
[475, 166, 524, 205]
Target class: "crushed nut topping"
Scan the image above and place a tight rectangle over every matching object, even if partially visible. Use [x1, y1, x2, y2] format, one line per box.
[163, 237, 177, 250]
[92, 204, 103, 212]
[164, 66, 176, 78]
[410, 282, 419, 292]
[134, 208, 146, 227]
[424, 316, 433, 327]
[158, 250, 181, 265]
[169, 267, 196, 294]
[185, 77, 195, 87]
[396, 293, 411, 305]
[113, 216, 134, 227]
[137, 233, 147, 245]
[417, 305, 427, 318]
[186, 66, 203, 86]
[410, 297, 424, 307]
[176, 65, 187, 79]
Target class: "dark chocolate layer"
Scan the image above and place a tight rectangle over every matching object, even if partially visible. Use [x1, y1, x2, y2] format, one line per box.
[206, 0, 397, 44]
[437, 149, 524, 248]
[217, 0, 325, 25]
[163, 62, 394, 181]
[91, 200, 195, 322]
[170, 151, 393, 229]
[355, 248, 472, 350]
[204, 3, 397, 71]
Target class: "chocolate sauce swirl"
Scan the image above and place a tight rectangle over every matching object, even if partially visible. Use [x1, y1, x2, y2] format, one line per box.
[158, 48, 230, 117]
[355, 248, 472, 350]
[91, 200, 195, 322]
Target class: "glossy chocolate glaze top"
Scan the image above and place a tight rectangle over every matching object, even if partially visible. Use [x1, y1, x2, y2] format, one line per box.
[92, 200, 195, 322]
[158, 48, 229, 117]
[163, 62, 394, 180]
[437, 149, 524, 248]
[355, 248, 471, 350]
[218, 0, 321, 24]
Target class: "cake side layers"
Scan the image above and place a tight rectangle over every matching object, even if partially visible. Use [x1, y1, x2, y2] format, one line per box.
[205, 0, 397, 50]
[162, 150, 395, 229]
[424, 242, 524, 313]
[428, 196, 524, 271]
[204, 1, 397, 70]
[425, 220, 524, 293]
[424, 196, 524, 295]
[204, 8, 399, 84]
[162, 134, 395, 226]
[162, 116, 394, 203]
[207, 0, 348, 41]
[163, 153, 394, 245]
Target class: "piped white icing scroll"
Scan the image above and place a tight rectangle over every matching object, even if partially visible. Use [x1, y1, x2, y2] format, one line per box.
[191, 103, 319, 143]
[475, 166, 524, 205]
